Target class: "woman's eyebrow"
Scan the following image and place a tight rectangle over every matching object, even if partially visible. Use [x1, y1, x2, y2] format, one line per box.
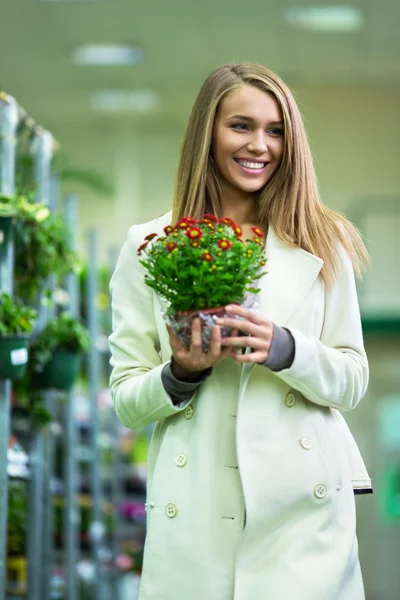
[227, 114, 284, 126]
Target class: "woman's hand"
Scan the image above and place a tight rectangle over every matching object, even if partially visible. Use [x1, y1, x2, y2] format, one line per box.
[217, 304, 274, 364]
[167, 317, 238, 377]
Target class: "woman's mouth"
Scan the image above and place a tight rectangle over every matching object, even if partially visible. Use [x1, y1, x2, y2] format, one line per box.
[234, 158, 268, 175]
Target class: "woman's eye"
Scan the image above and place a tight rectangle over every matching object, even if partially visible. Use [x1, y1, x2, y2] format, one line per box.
[231, 123, 248, 131]
[268, 128, 284, 136]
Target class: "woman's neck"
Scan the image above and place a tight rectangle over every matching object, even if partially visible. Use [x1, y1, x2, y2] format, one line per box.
[220, 192, 259, 227]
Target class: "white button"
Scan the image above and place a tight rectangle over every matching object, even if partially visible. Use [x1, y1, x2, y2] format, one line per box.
[314, 484, 327, 499]
[300, 436, 312, 450]
[175, 452, 188, 467]
[165, 503, 178, 518]
[184, 405, 194, 419]
[285, 392, 296, 407]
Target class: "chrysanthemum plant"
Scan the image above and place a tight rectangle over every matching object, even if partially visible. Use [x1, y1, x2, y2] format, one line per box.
[138, 215, 267, 348]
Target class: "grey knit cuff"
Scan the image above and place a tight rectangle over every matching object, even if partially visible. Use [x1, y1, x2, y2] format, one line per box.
[261, 324, 295, 372]
[161, 361, 212, 405]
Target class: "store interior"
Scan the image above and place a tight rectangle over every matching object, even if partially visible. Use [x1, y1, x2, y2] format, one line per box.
[0, 0, 400, 599]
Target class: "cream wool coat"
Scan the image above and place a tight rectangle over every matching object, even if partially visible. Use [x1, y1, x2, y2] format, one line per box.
[109, 211, 371, 600]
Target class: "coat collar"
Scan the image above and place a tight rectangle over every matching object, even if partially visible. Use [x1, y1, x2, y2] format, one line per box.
[256, 226, 324, 326]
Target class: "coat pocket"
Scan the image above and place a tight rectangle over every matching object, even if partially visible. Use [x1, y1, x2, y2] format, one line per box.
[331, 410, 372, 493]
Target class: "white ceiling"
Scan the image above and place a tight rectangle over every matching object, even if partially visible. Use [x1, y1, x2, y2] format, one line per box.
[0, 0, 399, 146]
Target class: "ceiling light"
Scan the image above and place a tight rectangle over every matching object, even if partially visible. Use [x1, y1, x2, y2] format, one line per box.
[90, 90, 161, 113]
[73, 45, 144, 66]
[284, 6, 364, 32]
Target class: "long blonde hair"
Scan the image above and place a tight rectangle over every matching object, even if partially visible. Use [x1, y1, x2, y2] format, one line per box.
[172, 63, 370, 286]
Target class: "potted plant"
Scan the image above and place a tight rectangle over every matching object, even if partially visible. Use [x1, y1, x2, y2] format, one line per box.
[138, 215, 267, 350]
[0, 293, 37, 380]
[28, 313, 90, 390]
[0, 193, 79, 304]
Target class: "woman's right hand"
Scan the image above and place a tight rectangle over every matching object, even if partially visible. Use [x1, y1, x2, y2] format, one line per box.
[166, 318, 237, 380]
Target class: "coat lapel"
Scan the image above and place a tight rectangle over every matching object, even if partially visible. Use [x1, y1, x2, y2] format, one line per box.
[256, 226, 324, 325]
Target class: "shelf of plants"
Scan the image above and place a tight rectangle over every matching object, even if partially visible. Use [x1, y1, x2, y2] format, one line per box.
[0, 92, 127, 600]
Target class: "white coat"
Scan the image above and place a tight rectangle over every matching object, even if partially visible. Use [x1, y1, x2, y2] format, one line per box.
[109, 211, 371, 600]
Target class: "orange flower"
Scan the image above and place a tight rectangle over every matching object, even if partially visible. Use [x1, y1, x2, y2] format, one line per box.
[164, 225, 174, 235]
[190, 241, 200, 248]
[201, 252, 213, 262]
[217, 239, 233, 250]
[166, 242, 178, 252]
[252, 237, 262, 244]
[251, 226, 264, 237]
[186, 227, 203, 240]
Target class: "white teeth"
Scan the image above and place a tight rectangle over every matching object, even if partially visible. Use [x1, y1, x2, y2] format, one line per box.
[237, 160, 265, 170]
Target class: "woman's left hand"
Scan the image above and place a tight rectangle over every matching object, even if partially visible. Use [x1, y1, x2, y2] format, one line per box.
[217, 304, 274, 364]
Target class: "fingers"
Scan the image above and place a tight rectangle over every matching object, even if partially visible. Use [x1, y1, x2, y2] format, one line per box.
[232, 350, 267, 363]
[225, 304, 265, 325]
[221, 334, 265, 349]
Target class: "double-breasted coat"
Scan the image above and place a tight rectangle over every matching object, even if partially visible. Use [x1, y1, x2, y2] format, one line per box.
[109, 211, 371, 600]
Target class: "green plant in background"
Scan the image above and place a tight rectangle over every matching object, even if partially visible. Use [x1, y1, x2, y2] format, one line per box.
[138, 215, 267, 313]
[7, 481, 28, 555]
[0, 194, 80, 304]
[28, 312, 90, 377]
[0, 201, 17, 217]
[0, 195, 80, 304]
[0, 293, 37, 335]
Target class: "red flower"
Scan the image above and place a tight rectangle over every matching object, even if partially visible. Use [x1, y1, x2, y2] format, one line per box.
[203, 213, 218, 222]
[144, 233, 158, 241]
[183, 217, 196, 224]
[164, 225, 174, 235]
[252, 237, 262, 244]
[190, 241, 200, 248]
[233, 225, 242, 236]
[177, 219, 189, 229]
[166, 242, 178, 252]
[201, 252, 213, 262]
[137, 242, 148, 255]
[186, 227, 203, 240]
[219, 217, 236, 226]
[217, 239, 233, 250]
[251, 226, 264, 237]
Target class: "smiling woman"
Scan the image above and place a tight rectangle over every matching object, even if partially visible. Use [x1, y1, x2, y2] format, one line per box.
[109, 62, 372, 600]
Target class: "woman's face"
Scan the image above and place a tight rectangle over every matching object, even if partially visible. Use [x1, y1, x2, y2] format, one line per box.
[212, 85, 284, 198]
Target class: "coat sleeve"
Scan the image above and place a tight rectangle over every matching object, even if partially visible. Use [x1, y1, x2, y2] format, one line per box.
[109, 225, 195, 430]
[273, 244, 369, 411]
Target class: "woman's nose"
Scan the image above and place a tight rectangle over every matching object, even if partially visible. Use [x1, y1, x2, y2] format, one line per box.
[247, 131, 268, 155]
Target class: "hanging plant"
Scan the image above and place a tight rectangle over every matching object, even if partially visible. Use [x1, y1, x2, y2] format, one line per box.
[0, 293, 37, 380]
[27, 313, 90, 390]
[0, 193, 80, 304]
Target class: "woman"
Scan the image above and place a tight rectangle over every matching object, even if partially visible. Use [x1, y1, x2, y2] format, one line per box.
[109, 63, 372, 600]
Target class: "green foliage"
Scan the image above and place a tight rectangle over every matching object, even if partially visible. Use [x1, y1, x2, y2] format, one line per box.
[28, 313, 90, 376]
[139, 215, 267, 312]
[0, 194, 80, 303]
[7, 481, 27, 555]
[0, 293, 37, 335]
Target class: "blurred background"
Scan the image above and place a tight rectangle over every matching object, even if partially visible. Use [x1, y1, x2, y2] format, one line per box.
[0, 0, 399, 599]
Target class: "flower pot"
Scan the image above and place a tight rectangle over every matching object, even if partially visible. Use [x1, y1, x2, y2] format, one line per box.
[0, 335, 30, 380]
[0, 215, 14, 259]
[172, 306, 238, 352]
[35, 347, 81, 390]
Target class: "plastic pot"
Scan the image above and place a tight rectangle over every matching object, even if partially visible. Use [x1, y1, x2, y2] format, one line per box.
[0, 335, 30, 380]
[35, 347, 81, 390]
